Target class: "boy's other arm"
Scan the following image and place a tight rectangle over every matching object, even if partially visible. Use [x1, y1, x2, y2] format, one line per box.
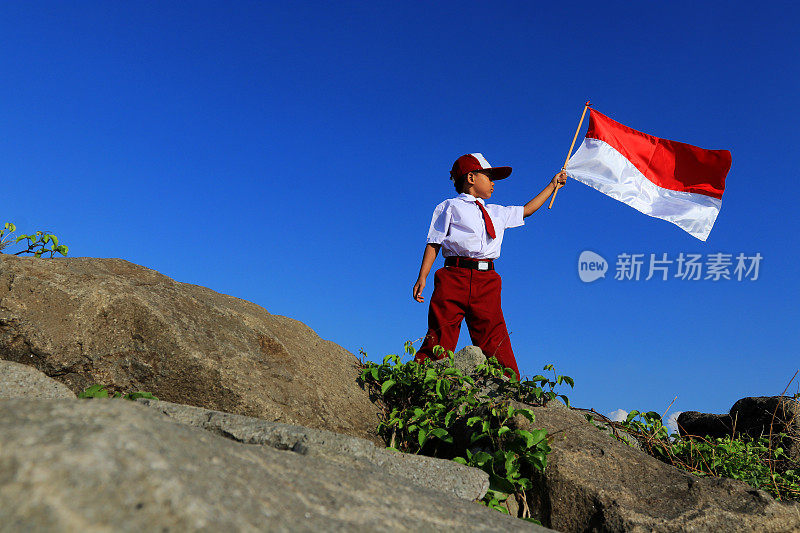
[413, 243, 441, 302]
[523, 170, 567, 218]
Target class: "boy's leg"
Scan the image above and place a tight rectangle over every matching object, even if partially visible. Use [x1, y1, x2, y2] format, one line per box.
[415, 267, 468, 363]
[464, 270, 521, 379]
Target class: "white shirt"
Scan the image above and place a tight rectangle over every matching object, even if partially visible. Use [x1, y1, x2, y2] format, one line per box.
[426, 193, 525, 259]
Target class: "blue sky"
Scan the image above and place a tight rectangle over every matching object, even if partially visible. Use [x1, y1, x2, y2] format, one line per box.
[1, 2, 798, 428]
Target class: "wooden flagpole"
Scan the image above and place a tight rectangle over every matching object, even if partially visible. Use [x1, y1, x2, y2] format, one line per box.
[548, 100, 591, 209]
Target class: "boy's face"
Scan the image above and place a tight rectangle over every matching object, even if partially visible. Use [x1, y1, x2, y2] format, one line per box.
[468, 171, 495, 199]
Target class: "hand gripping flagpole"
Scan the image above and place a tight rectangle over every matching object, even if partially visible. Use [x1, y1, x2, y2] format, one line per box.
[548, 100, 591, 209]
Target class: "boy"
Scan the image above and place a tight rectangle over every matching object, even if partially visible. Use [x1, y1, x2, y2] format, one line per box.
[412, 153, 567, 378]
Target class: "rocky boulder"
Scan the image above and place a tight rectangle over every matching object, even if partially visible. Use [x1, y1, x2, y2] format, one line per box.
[513, 402, 800, 532]
[0, 399, 549, 531]
[0, 255, 381, 443]
[133, 397, 489, 502]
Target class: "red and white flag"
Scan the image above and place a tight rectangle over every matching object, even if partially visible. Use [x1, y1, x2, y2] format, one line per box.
[564, 109, 731, 241]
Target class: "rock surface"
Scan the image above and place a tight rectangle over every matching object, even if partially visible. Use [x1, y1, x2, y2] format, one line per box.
[513, 402, 800, 532]
[0, 359, 76, 399]
[0, 255, 380, 443]
[134, 397, 489, 502]
[0, 399, 549, 532]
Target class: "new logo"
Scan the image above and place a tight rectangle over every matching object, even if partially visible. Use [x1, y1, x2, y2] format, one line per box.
[578, 251, 607, 283]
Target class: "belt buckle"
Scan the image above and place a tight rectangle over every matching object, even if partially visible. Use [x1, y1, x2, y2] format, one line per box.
[477, 261, 489, 271]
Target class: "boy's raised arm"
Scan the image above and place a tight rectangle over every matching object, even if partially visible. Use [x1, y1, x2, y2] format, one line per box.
[413, 243, 440, 302]
[523, 170, 567, 218]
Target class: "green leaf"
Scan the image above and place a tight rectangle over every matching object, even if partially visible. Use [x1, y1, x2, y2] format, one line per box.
[517, 429, 535, 448]
[529, 429, 547, 445]
[498, 426, 511, 437]
[563, 375, 575, 387]
[78, 384, 109, 399]
[504, 452, 518, 476]
[444, 410, 456, 427]
[514, 408, 535, 422]
[424, 368, 437, 384]
[469, 432, 488, 444]
[429, 428, 453, 443]
[467, 416, 483, 427]
[489, 474, 515, 494]
[381, 380, 396, 394]
[528, 451, 548, 471]
[418, 429, 427, 447]
[472, 451, 493, 466]
[452, 456, 467, 465]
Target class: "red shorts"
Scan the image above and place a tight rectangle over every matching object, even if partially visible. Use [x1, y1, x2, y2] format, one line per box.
[415, 265, 520, 378]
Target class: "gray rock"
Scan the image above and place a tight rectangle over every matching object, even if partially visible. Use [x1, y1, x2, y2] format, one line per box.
[0, 255, 381, 443]
[0, 360, 76, 399]
[730, 396, 800, 437]
[0, 399, 549, 532]
[512, 401, 800, 532]
[433, 346, 516, 403]
[451, 345, 488, 374]
[135, 397, 489, 502]
[676, 410, 733, 439]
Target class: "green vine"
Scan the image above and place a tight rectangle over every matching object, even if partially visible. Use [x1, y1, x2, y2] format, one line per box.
[359, 343, 574, 521]
[77, 383, 158, 401]
[0, 222, 69, 258]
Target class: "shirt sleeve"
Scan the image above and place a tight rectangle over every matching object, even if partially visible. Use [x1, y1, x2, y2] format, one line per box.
[501, 205, 525, 229]
[426, 201, 451, 244]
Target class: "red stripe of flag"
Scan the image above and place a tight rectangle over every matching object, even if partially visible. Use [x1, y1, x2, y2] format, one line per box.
[586, 110, 731, 199]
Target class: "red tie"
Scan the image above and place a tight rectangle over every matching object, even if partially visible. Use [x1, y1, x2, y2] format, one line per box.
[475, 201, 496, 239]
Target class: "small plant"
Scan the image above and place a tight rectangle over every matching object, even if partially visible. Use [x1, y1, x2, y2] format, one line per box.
[359, 343, 573, 521]
[518, 363, 574, 407]
[78, 383, 158, 401]
[0, 222, 68, 257]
